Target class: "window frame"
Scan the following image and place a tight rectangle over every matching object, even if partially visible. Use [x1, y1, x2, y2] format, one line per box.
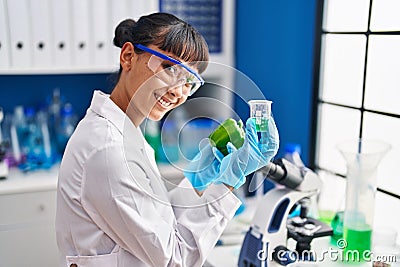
[310, 0, 400, 200]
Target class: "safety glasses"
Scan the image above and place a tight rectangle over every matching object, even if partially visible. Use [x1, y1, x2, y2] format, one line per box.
[134, 44, 204, 96]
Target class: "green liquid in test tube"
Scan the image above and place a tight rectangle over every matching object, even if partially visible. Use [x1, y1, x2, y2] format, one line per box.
[248, 100, 272, 132]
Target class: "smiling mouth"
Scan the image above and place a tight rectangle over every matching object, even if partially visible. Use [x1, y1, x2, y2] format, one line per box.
[154, 93, 175, 108]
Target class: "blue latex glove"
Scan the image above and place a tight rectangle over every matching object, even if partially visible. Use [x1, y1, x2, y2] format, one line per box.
[183, 140, 224, 191]
[214, 117, 279, 189]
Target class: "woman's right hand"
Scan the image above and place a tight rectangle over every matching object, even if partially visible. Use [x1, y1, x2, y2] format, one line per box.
[183, 117, 279, 191]
[213, 117, 279, 189]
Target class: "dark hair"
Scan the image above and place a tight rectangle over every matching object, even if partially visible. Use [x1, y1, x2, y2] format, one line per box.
[113, 13, 209, 77]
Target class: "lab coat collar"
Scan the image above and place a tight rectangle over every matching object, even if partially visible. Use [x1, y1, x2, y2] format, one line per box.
[89, 91, 167, 202]
[89, 90, 146, 150]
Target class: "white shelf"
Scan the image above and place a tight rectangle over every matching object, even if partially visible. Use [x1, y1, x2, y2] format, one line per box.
[0, 66, 119, 75]
[0, 51, 232, 75]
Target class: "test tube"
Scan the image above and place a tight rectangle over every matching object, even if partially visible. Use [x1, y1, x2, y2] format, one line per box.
[248, 100, 272, 132]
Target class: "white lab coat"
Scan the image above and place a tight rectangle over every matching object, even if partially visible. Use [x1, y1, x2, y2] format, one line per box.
[55, 90, 241, 267]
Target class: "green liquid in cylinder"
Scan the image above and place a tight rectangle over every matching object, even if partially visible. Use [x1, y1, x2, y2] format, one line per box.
[343, 226, 372, 262]
[252, 117, 269, 132]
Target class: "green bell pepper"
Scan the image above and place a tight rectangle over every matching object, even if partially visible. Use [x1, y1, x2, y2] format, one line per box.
[209, 118, 245, 156]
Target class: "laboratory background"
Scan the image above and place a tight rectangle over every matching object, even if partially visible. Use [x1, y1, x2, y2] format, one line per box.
[0, 0, 399, 266]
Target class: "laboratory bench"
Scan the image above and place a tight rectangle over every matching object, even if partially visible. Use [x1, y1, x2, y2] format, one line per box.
[206, 196, 400, 267]
[0, 163, 184, 267]
[206, 238, 375, 267]
[0, 165, 59, 267]
[1, 166, 398, 267]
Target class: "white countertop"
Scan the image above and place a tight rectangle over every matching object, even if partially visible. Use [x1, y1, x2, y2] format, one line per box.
[0, 162, 183, 195]
[206, 238, 378, 267]
[0, 165, 59, 195]
[204, 197, 396, 267]
[1, 166, 398, 266]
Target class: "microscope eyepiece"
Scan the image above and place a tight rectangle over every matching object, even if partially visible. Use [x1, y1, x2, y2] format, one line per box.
[260, 159, 304, 189]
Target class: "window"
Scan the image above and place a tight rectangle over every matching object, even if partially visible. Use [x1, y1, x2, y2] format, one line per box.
[312, 0, 400, 226]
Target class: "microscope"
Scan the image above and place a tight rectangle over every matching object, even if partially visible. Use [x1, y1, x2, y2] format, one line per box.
[238, 158, 333, 267]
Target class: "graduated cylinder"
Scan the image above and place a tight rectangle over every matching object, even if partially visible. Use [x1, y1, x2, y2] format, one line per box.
[337, 139, 390, 260]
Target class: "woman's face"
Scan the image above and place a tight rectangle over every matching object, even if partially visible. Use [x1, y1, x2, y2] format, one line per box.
[122, 44, 198, 123]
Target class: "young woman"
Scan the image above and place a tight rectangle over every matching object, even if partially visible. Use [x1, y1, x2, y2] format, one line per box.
[56, 12, 279, 267]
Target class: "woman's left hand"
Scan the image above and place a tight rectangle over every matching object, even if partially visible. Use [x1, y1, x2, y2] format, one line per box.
[183, 142, 224, 191]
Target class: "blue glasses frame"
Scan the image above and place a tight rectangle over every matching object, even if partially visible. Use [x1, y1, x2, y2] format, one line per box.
[134, 44, 204, 87]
